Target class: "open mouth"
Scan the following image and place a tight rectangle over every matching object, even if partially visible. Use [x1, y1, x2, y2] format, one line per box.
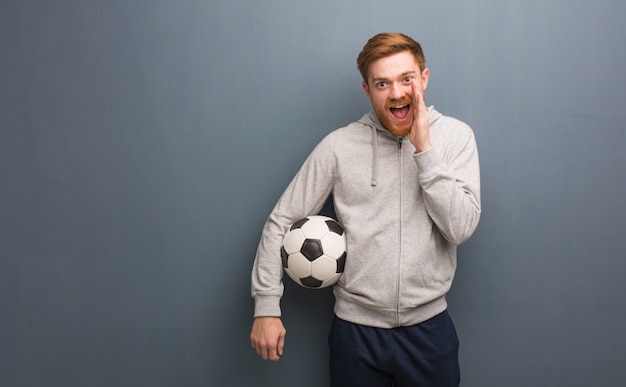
[390, 104, 411, 120]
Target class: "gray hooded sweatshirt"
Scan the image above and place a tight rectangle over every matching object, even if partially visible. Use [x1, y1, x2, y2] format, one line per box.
[252, 106, 481, 329]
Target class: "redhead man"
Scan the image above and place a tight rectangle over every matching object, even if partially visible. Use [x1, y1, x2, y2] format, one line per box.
[250, 32, 481, 387]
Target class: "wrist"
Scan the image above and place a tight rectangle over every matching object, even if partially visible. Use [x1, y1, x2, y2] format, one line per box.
[414, 142, 432, 153]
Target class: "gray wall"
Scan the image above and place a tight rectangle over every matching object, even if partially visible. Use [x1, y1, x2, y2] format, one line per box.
[2, 1, 625, 386]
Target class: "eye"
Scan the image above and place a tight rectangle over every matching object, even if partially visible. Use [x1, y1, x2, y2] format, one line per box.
[376, 81, 388, 88]
[403, 76, 414, 83]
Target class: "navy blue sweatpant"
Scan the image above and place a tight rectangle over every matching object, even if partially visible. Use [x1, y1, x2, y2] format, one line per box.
[328, 311, 460, 387]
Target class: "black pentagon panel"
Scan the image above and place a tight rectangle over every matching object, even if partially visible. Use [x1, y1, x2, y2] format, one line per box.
[336, 252, 347, 273]
[300, 276, 323, 288]
[325, 219, 344, 236]
[280, 246, 289, 268]
[290, 217, 309, 231]
[301, 239, 323, 261]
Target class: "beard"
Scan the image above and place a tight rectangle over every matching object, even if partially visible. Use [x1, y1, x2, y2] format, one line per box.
[373, 97, 413, 137]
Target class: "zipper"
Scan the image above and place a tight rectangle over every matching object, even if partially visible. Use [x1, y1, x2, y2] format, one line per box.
[395, 137, 404, 327]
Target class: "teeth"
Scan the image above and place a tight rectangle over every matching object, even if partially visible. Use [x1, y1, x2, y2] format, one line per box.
[391, 104, 408, 109]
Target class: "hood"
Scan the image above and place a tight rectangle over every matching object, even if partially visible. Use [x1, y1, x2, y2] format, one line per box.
[358, 106, 441, 186]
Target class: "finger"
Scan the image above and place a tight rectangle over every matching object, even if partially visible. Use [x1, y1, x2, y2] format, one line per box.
[412, 81, 423, 108]
[253, 341, 263, 357]
[411, 78, 419, 106]
[251, 337, 263, 356]
[256, 341, 267, 360]
[268, 345, 279, 361]
[413, 78, 426, 106]
[277, 333, 285, 357]
[252, 338, 270, 360]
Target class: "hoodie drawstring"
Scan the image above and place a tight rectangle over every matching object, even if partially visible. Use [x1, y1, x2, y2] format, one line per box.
[370, 126, 379, 186]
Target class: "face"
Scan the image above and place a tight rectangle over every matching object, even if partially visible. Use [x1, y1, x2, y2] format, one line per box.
[363, 51, 429, 137]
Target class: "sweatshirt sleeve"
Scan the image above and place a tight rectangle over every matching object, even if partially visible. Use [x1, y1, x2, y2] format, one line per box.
[251, 136, 335, 318]
[413, 124, 481, 245]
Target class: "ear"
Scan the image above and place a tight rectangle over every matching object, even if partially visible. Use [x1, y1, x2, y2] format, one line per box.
[421, 68, 430, 91]
[362, 80, 372, 101]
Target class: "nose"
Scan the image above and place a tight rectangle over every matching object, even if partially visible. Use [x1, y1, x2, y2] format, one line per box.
[389, 82, 404, 100]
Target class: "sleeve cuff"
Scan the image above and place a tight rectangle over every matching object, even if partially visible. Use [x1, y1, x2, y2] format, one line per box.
[413, 146, 443, 179]
[253, 295, 282, 318]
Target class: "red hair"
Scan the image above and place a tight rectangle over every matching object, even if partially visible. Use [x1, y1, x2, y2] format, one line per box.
[356, 33, 426, 81]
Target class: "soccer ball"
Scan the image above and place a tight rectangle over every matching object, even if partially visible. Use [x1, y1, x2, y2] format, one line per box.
[281, 215, 347, 289]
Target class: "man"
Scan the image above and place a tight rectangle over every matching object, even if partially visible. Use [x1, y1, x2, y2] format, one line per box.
[250, 32, 481, 386]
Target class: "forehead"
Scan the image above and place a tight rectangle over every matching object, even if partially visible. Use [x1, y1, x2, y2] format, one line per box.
[368, 51, 420, 81]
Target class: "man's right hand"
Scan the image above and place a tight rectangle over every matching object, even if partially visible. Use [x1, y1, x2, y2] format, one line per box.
[250, 317, 286, 361]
